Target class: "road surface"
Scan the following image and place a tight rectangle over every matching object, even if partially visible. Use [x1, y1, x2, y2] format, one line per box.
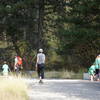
[27, 79, 100, 100]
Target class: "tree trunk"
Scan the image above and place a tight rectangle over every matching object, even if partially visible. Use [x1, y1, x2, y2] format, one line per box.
[10, 36, 21, 56]
[34, 0, 45, 49]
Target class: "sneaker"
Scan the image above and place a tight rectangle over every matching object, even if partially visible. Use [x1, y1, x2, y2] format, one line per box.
[39, 80, 43, 84]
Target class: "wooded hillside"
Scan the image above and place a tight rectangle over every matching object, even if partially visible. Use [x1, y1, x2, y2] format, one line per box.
[0, 0, 100, 72]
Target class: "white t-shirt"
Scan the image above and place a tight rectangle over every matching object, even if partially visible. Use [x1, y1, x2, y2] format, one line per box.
[37, 53, 45, 64]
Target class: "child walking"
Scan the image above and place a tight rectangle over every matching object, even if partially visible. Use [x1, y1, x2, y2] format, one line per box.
[88, 64, 96, 81]
[2, 61, 10, 76]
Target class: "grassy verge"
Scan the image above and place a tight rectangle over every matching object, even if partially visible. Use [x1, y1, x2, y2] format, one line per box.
[21, 70, 83, 79]
[45, 70, 83, 79]
[0, 77, 28, 100]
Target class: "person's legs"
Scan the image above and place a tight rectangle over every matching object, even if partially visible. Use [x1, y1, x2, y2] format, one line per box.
[96, 69, 99, 81]
[90, 74, 94, 81]
[37, 64, 41, 77]
[39, 67, 43, 83]
[41, 67, 44, 79]
[15, 64, 21, 76]
[16, 67, 20, 76]
[98, 69, 100, 81]
[38, 64, 45, 83]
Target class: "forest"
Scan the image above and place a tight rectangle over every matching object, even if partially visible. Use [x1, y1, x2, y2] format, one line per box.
[0, 0, 100, 72]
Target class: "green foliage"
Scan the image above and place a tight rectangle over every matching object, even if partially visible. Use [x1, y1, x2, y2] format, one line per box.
[56, 0, 100, 71]
[0, 0, 100, 72]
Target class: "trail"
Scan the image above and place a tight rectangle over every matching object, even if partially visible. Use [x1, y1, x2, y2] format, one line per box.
[26, 79, 100, 100]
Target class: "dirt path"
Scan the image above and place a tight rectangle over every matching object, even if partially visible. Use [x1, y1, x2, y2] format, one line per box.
[27, 79, 100, 100]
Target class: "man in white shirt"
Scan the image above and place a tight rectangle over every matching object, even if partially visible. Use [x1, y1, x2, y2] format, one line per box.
[36, 48, 46, 83]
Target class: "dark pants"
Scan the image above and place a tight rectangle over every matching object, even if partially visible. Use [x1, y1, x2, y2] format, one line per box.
[15, 64, 22, 74]
[95, 69, 100, 78]
[37, 63, 45, 79]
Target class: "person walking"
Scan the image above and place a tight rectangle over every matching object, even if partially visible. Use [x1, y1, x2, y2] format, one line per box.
[88, 64, 96, 81]
[14, 55, 23, 74]
[95, 54, 100, 81]
[2, 61, 10, 76]
[36, 49, 46, 83]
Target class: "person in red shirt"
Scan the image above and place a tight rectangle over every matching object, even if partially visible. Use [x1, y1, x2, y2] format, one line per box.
[14, 55, 23, 73]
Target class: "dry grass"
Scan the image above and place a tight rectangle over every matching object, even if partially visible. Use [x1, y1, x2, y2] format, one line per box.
[0, 77, 28, 100]
[45, 70, 83, 79]
[23, 70, 83, 79]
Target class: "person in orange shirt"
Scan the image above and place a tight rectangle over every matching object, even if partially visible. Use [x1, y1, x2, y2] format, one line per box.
[14, 55, 23, 73]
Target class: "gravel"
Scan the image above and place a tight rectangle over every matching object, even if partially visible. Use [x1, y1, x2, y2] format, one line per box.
[27, 79, 100, 100]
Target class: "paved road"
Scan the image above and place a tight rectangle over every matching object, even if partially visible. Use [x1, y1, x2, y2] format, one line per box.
[27, 79, 100, 100]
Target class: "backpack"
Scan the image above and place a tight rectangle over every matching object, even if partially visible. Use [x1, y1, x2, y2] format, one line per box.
[17, 56, 22, 65]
